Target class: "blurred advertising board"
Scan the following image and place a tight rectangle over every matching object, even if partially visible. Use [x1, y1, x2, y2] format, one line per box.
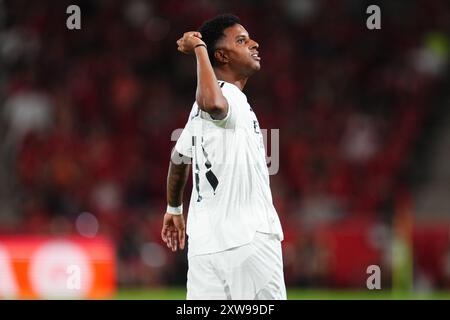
[0, 236, 115, 299]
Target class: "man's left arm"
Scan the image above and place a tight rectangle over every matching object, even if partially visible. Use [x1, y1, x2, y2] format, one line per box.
[161, 151, 191, 252]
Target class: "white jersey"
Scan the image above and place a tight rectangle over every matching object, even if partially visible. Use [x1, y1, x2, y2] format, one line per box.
[175, 81, 284, 257]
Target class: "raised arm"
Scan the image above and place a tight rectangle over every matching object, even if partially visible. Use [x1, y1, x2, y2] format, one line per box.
[177, 31, 228, 120]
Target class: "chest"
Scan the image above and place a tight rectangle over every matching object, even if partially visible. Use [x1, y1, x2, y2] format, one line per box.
[238, 102, 264, 150]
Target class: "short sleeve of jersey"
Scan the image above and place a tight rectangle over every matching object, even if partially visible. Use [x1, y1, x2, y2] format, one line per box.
[174, 106, 197, 158]
[174, 124, 192, 158]
[199, 82, 238, 129]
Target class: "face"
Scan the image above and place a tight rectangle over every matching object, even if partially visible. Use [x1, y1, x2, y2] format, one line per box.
[215, 24, 261, 76]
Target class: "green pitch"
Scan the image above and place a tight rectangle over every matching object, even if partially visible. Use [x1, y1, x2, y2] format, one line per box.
[114, 288, 450, 300]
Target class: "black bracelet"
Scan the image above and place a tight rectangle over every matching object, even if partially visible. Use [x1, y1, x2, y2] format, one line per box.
[194, 43, 207, 49]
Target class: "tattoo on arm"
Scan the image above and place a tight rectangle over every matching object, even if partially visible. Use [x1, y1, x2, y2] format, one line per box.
[167, 153, 191, 207]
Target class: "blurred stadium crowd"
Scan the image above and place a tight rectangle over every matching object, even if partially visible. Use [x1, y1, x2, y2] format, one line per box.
[0, 0, 449, 290]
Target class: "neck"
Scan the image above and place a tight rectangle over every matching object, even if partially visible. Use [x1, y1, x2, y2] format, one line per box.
[214, 68, 248, 91]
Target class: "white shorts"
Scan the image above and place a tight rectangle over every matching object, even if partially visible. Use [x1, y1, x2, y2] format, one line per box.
[186, 232, 287, 300]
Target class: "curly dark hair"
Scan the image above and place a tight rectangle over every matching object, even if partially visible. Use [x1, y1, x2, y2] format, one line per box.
[198, 14, 241, 66]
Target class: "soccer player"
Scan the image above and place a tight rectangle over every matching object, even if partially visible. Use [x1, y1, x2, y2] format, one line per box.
[161, 14, 286, 300]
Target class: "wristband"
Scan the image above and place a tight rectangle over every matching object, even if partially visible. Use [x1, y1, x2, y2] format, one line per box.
[194, 43, 207, 50]
[167, 204, 183, 215]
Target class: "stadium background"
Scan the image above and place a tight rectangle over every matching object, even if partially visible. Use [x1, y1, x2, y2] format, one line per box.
[0, 0, 449, 299]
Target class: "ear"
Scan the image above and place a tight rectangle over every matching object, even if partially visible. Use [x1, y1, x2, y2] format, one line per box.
[214, 49, 229, 64]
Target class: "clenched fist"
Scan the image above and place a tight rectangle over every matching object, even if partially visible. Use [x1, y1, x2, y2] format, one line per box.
[176, 31, 206, 54]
